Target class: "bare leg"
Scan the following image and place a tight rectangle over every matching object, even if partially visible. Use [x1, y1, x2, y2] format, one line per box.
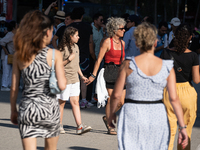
[22, 137, 37, 150]
[45, 136, 59, 150]
[70, 96, 82, 126]
[106, 89, 125, 120]
[106, 88, 113, 121]
[80, 79, 87, 99]
[59, 99, 66, 124]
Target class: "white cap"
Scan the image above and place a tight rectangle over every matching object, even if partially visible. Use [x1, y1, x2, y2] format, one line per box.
[170, 17, 181, 27]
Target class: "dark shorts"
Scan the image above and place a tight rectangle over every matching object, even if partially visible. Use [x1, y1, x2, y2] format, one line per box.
[106, 82, 126, 89]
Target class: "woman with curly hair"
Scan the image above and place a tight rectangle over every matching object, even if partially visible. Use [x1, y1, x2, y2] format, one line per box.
[86, 17, 126, 135]
[160, 23, 200, 150]
[108, 22, 188, 150]
[57, 26, 92, 135]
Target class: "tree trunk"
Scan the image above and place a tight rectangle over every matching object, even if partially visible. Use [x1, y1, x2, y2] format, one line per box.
[135, 0, 137, 15]
[183, 0, 187, 23]
[194, 0, 200, 27]
[176, 0, 179, 17]
[164, 0, 167, 21]
[154, 0, 157, 25]
[39, 0, 43, 12]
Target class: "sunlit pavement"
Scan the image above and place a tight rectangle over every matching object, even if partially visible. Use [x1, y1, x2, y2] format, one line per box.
[0, 71, 200, 149]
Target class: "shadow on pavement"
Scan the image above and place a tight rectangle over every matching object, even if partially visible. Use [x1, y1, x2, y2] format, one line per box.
[37, 147, 44, 150]
[63, 124, 108, 135]
[0, 122, 18, 129]
[68, 146, 100, 150]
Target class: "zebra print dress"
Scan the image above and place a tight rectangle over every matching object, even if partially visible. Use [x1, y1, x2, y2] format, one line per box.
[18, 47, 60, 139]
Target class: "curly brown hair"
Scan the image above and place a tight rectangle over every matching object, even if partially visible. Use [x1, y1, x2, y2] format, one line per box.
[58, 26, 78, 54]
[14, 10, 53, 62]
[174, 23, 193, 53]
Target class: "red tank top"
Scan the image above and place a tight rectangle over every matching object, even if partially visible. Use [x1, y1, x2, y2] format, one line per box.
[104, 38, 125, 65]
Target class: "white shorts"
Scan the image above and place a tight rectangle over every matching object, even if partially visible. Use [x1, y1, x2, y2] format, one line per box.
[57, 82, 80, 101]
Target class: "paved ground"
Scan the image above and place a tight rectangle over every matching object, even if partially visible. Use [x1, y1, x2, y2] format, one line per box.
[0, 71, 200, 149]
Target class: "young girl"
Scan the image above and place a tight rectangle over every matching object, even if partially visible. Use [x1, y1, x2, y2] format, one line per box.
[57, 26, 92, 135]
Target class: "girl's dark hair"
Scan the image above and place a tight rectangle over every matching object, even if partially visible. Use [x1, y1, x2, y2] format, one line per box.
[14, 10, 54, 62]
[58, 26, 78, 54]
[174, 23, 193, 53]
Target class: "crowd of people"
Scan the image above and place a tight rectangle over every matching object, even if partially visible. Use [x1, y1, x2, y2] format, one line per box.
[0, 1, 199, 150]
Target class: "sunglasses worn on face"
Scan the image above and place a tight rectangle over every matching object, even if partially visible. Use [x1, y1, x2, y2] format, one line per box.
[118, 28, 125, 31]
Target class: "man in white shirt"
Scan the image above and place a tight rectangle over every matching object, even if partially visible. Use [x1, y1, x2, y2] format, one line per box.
[123, 14, 140, 58]
[164, 17, 181, 48]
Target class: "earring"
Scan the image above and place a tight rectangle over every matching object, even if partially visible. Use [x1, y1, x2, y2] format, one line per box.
[189, 40, 192, 43]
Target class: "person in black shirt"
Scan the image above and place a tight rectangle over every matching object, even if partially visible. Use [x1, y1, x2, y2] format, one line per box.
[160, 24, 200, 150]
[67, 7, 96, 108]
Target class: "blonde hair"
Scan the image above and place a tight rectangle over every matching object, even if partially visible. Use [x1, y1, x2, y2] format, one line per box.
[134, 22, 157, 52]
[106, 17, 126, 37]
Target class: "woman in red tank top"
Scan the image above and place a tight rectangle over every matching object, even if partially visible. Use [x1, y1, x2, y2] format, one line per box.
[86, 17, 126, 135]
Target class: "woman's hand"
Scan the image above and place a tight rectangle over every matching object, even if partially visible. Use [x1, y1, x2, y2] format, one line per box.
[50, 1, 57, 7]
[11, 111, 18, 125]
[107, 113, 116, 128]
[86, 76, 95, 85]
[178, 128, 188, 149]
[81, 76, 88, 82]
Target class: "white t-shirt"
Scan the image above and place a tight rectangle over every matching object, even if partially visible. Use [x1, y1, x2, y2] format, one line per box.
[164, 31, 175, 48]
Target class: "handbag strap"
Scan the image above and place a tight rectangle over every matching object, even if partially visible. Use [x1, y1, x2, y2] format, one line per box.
[166, 49, 188, 81]
[51, 49, 55, 72]
[120, 40, 123, 63]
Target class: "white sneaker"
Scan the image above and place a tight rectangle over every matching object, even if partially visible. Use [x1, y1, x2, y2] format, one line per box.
[1, 87, 10, 91]
[87, 101, 94, 107]
[60, 124, 65, 134]
[76, 124, 92, 135]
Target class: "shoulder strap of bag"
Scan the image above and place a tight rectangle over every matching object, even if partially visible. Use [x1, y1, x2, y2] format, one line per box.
[120, 40, 123, 63]
[166, 49, 188, 81]
[51, 49, 55, 72]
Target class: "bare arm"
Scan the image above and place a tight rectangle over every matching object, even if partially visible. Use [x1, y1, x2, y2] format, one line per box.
[63, 53, 75, 66]
[86, 38, 109, 85]
[44, 1, 57, 15]
[52, 35, 58, 49]
[1, 46, 9, 55]
[192, 65, 200, 84]
[10, 53, 20, 125]
[155, 45, 164, 52]
[78, 67, 88, 82]
[167, 68, 188, 149]
[55, 50, 67, 90]
[89, 34, 96, 61]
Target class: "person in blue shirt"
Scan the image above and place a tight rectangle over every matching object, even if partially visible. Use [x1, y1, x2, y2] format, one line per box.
[155, 21, 168, 57]
[123, 15, 141, 58]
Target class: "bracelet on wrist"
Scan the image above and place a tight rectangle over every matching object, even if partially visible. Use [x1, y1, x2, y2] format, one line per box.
[90, 73, 96, 79]
[179, 125, 187, 130]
